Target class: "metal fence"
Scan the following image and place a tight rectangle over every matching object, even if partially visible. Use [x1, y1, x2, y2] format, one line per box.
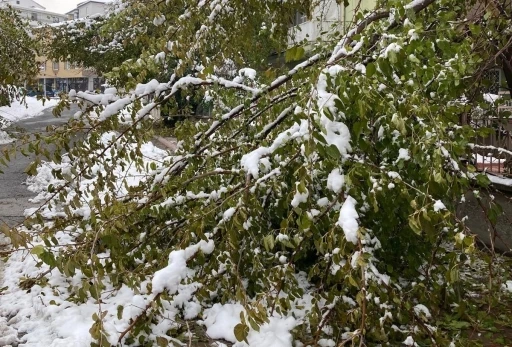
[471, 108, 512, 176]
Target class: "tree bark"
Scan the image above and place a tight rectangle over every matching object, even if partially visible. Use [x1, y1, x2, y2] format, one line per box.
[502, 46, 512, 98]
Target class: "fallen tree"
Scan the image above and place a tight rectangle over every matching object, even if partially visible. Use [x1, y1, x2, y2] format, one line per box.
[2, 0, 512, 346]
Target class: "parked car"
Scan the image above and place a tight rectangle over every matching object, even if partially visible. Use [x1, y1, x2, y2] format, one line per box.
[26, 89, 43, 97]
[45, 90, 55, 97]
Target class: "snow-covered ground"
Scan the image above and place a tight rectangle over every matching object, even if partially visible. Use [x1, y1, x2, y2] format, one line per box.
[0, 131, 303, 346]
[0, 97, 59, 124]
[0, 97, 58, 144]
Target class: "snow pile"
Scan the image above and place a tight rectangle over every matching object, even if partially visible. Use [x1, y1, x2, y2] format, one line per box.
[0, 246, 160, 346]
[0, 97, 58, 124]
[0, 130, 13, 144]
[0, 133, 171, 345]
[201, 304, 296, 346]
[0, 97, 58, 144]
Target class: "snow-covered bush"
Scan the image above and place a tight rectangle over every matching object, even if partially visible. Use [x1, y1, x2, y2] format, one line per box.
[3, 0, 512, 345]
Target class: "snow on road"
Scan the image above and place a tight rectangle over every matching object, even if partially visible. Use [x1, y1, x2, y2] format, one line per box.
[0, 97, 59, 144]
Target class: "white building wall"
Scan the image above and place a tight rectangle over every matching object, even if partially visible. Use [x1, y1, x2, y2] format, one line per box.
[11, 6, 68, 25]
[0, 0, 44, 9]
[77, 2, 108, 18]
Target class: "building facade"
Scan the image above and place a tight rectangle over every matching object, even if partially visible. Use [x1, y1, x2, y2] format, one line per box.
[66, 0, 110, 20]
[33, 1, 111, 93]
[36, 60, 105, 94]
[0, 0, 68, 25]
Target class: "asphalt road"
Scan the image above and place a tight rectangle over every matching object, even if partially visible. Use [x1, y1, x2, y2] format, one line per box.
[0, 104, 78, 227]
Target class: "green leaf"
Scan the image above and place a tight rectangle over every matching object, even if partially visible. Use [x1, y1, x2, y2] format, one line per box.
[366, 62, 376, 77]
[30, 245, 45, 255]
[476, 174, 491, 188]
[234, 323, 249, 342]
[408, 215, 422, 235]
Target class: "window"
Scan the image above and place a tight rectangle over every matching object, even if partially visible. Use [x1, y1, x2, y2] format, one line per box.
[483, 69, 502, 94]
[53, 61, 59, 70]
[16, 1, 20, 4]
[39, 62, 46, 71]
[53, 17, 59, 23]
[31, 12, 37, 21]
[65, 61, 71, 70]
[292, 12, 307, 26]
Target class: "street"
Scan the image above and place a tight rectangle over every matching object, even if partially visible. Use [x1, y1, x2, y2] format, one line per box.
[0, 104, 77, 227]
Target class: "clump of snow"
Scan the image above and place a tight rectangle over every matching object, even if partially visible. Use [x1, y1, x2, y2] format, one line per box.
[0, 130, 13, 144]
[152, 250, 189, 294]
[337, 196, 359, 244]
[403, 336, 416, 346]
[291, 182, 309, 208]
[413, 304, 432, 319]
[223, 207, 236, 221]
[239, 68, 257, 80]
[433, 200, 446, 212]
[241, 120, 308, 178]
[327, 168, 345, 193]
[483, 93, 500, 104]
[201, 303, 296, 346]
[502, 281, 512, 293]
[397, 148, 411, 161]
[152, 239, 215, 294]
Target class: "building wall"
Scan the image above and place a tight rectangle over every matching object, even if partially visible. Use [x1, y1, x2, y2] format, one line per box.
[0, 0, 44, 9]
[77, 1, 108, 18]
[34, 59, 105, 92]
[11, 6, 68, 25]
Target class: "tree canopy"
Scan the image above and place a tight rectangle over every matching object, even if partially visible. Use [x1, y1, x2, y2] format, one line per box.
[0, 6, 38, 106]
[2, 0, 512, 346]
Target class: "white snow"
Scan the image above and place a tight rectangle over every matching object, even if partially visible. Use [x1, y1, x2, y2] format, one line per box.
[327, 168, 345, 193]
[487, 174, 512, 187]
[413, 304, 432, 319]
[0, 97, 58, 124]
[403, 336, 416, 346]
[397, 148, 411, 161]
[337, 196, 359, 244]
[152, 250, 189, 294]
[483, 93, 500, 104]
[433, 200, 446, 212]
[0, 130, 13, 144]
[502, 280, 512, 293]
[201, 303, 296, 346]
[291, 182, 309, 208]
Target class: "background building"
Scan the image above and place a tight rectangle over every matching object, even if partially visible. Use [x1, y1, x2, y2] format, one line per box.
[0, 0, 68, 25]
[37, 1, 110, 93]
[66, 0, 110, 20]
[2, 0, 109, 93]
[289, 0, 377, 45]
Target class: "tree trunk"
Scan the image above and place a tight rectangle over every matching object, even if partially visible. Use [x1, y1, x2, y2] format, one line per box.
[503, 47, 512, 98]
